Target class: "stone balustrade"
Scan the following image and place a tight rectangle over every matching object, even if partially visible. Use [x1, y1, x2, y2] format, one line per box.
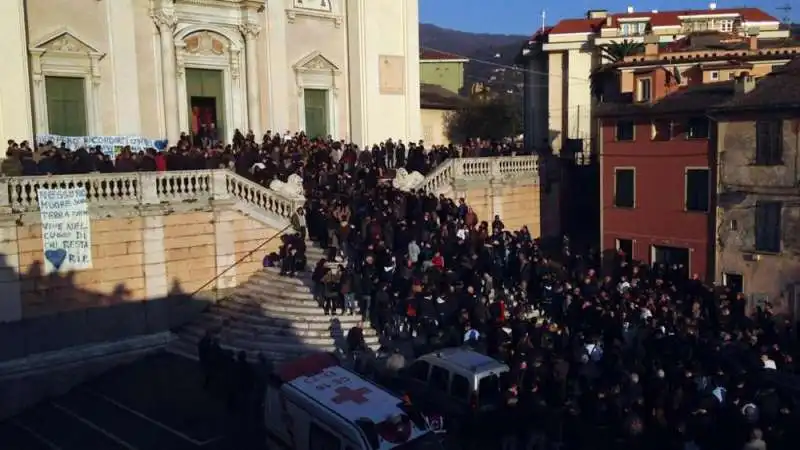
[0, 170, 303, 222]
[402, 155, 540, 193]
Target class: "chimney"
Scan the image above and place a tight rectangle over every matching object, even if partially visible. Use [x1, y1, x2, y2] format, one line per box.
[644, 34, 659, 56]
[587, 9, 608, 19]
[749, 35, 758, 51]
[709, 2, 717, 10]
[627, 6, 634, 13]
[606, 16, 613, 27]
[735, 74, 756, 95]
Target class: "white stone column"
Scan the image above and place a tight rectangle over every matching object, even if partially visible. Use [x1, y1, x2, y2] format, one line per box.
[0, 0, 33, 144]
[153, 12, 180, 144]
[240, 23, 262, 136]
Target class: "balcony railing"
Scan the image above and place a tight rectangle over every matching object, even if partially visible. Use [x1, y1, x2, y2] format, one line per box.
[0, 170, 302, 222]
[407, 156, 540, 193]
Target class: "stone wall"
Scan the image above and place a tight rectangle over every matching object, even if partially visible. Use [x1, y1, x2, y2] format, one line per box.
[6, 207, 283, 320]
[0, 170, 299, 361]
[401, 156, 544, 237]
[0, 205, 285, 361]
[460, 183, 542, 236]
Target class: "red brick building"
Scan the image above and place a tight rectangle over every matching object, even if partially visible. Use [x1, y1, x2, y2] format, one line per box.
[595, 33, 800, 279]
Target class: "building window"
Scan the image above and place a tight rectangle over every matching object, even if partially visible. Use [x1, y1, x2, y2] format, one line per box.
[723, 273, 743, 294]
[621, 22, 647, 36]
[616, 238, 633, 262]
[614, 168, 635, 208]
[637, 78, 652, 102]
[715, 19, 734, 32]
[755, 120, 783, 165]
[651, 120, 673, 141]
[710, 71, 719, 80]
[615, 120, 635, 141]
[687, 117, 709, 139]
[754, 201, 782, 253]
[685, 168, 710, 212]
[45, 76, 87, 136]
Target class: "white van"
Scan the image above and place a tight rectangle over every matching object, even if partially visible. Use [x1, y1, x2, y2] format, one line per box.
[265, 353, 444, 450]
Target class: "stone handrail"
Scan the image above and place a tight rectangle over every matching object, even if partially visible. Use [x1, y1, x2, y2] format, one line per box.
[0, 170, 303, 222]
[405, 155, 540, 193]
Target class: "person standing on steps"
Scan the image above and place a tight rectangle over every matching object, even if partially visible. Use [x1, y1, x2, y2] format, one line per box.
[291, 207, 307, 241]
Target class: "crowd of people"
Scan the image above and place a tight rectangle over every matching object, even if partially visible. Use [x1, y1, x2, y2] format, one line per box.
[5, 130, 800, 450]
[270, 134, 799, 450]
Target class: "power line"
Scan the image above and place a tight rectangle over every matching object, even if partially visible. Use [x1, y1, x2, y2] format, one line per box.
[421, 46, 592, 84]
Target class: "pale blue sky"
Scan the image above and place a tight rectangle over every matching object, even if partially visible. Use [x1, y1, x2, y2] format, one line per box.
[419, 0, 793, 35]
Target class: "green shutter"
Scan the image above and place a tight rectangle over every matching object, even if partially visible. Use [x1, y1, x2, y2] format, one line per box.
[304, 89, 328, 139]
[45, 76, 87, 136]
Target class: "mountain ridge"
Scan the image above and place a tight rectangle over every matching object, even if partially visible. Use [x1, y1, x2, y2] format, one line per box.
[419, 23, 528, 95]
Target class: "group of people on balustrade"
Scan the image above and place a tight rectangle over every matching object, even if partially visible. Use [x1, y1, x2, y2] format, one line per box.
[5, 130, 800, 450]
[2, 132, 525, 179]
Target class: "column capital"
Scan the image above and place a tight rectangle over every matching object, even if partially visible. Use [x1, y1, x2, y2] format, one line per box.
[152, 11, 177, 32]
[239, 22, 261, 40]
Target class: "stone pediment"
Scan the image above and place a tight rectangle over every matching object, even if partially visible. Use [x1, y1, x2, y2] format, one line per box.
[294, 51, 340, 73]
[32, 29, 100, 55]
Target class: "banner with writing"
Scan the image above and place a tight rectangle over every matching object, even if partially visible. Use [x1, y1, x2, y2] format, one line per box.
[37, 188, 93, 273]
[35, 134, 168, 157]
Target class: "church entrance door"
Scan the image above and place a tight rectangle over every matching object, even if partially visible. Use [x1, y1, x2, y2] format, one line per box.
[186, 68, 225, 144]
[303, 88, 328, 139]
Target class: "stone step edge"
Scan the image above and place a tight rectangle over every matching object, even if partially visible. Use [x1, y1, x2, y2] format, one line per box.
[192, 312, 378, 336]
[181, 322, 380, 344]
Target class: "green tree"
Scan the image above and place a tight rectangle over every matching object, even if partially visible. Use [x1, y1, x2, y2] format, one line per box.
[445, 95, 522, 143]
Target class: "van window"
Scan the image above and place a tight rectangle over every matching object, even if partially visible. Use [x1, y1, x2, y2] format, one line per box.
[408, 360, 430, 382]
[450, 374, 470, 399]
[310, 422, 341, 450]
[429, 366, 449, 392]
[477, 373, 506, 405]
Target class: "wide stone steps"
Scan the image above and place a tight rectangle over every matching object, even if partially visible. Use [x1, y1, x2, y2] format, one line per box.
[169, 242, 377, 363]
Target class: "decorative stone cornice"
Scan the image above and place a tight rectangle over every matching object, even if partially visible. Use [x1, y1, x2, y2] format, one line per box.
[152, 11, 178, 31]
[285, 8, 343, 28]
[239, 22, 261, 40]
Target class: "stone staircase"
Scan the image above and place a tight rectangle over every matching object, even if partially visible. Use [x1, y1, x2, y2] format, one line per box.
[169, 242, 381, 362]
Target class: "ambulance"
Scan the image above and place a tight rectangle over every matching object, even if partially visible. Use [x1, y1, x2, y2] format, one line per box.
[265, 353, 444, 450]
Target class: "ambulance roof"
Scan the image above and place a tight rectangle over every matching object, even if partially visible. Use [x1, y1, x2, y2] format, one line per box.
[278, 353, 408, 423]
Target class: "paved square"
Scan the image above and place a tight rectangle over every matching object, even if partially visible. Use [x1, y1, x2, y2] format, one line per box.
[0, 353, 266, 450]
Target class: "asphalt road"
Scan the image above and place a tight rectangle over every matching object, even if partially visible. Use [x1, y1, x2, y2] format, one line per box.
[0, 353, 266, 450]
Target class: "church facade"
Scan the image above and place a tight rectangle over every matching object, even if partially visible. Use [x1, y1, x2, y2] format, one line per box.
[0, 0, 422, 147]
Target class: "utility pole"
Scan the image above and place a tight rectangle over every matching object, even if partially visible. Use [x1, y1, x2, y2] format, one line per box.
[777, 3, 792, 24]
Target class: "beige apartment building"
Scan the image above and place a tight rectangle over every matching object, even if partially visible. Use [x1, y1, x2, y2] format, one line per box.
[517, 6, 787, 156]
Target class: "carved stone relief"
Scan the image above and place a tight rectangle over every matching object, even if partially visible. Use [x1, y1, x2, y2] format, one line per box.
[183, 31, 228, 56]
[39, 33, 95, 54]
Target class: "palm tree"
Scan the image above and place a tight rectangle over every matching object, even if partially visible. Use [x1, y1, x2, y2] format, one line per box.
[590, 40, 645, 101]
[599, 39, 645, 63]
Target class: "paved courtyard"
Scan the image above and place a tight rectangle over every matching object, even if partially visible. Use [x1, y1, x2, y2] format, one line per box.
[0, 353, 266, 450]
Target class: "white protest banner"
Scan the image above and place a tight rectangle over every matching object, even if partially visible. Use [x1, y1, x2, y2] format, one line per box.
[36, 134, 168, 157]
[37, 188, 93, 272]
